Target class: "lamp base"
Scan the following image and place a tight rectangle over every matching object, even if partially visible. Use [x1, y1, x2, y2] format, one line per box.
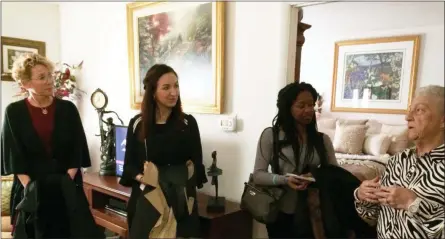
[206, 196, 226, 213]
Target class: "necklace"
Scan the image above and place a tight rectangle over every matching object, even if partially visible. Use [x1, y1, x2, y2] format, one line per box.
[31, 96, 51, 115]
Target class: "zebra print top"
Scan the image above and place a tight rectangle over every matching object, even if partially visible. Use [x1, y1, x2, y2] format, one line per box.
[354, 144, 445, 239]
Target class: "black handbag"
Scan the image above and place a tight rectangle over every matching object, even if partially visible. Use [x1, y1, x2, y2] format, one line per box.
[240, 128, 285, 224]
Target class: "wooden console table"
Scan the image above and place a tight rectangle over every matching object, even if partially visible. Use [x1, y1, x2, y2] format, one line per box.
[82, 172, 252, 238]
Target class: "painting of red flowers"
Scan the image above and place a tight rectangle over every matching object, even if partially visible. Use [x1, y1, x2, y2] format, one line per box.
[127, 2, 225, 114]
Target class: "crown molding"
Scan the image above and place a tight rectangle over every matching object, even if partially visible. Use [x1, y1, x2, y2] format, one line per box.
[290, 1, 337, 7]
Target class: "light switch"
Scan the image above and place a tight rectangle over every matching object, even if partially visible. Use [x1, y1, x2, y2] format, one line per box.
[219, 115, 237, 132]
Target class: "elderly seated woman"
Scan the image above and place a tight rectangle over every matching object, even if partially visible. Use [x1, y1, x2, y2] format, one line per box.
[354, 85, 444, 239]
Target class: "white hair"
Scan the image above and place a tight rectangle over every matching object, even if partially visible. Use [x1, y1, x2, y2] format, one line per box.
[416, 85, 444, 98]
[415, 85, 444, 113]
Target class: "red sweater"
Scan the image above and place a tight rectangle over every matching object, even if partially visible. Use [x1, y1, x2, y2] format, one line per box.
[25, 98, 56, 157]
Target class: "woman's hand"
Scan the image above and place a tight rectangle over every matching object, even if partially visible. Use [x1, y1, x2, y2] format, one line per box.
[374, 186, 418, 210]
[357, 176, 381, 203]
[17, 174, 30, 188]
[135, 174, 144, 184]
[67, 168, 78, 180]
[286, 176, 310, 191]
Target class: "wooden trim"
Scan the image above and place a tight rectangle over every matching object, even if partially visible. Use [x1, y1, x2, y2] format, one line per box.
[286, 6, 299, 84]
[294, 8, 312, 83]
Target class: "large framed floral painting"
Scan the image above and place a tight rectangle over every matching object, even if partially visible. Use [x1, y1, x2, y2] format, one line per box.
[331, 35, 420, 114]
[127, 2, 225, 114]
[1, 36, 46, 82]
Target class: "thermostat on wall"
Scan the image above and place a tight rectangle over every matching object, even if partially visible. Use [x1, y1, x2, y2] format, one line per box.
[219, 115, 237, 132]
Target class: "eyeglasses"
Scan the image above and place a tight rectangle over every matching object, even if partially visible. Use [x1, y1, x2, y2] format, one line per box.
[32, 73, 56, 83]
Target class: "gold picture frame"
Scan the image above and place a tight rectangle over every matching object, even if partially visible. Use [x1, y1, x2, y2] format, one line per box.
[127, 2, 225, 114]
[331, 35, 420, 114]
[1, 36, 46, 82]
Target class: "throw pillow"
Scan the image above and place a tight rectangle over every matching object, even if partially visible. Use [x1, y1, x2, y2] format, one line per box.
[333, 123, 367, 154]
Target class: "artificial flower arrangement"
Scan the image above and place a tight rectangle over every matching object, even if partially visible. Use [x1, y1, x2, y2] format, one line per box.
[315, 93, 324, 119]
[15, 61, 85, 101]
[53, 61, 85, 101]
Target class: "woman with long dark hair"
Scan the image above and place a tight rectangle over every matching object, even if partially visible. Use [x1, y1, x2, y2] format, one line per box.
[119, 64, 208, 238]
[252, 82, 338, 238]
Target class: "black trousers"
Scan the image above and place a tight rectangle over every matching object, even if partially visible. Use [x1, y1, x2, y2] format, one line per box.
[38, 178, 71, 238]
[266, 211, 315, 239]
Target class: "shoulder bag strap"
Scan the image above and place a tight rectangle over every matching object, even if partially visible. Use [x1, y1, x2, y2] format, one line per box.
[271, 127, 280, 174]
[132, 116, 149, 161]
[317, 132, 329, 167]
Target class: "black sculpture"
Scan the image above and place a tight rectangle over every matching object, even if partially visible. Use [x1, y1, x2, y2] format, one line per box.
[97, 110, 124, 176]
[206, 151, 225, 213]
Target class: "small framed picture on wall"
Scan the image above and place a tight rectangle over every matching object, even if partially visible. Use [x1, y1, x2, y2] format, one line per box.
[1, 36, 46, 82]
[331, 35, 420, 114]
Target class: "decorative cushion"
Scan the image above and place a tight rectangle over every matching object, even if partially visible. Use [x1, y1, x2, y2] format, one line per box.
[380, 124, 408, 155]
[333, 123, 367, 154]
[317, 117, 337, 129]
[366, 120, 383, 135]
[2, 216, 13, 233]
[1, 176, 13, 216]
[363, 134, 391, 156]
[337, 119, 368, 126]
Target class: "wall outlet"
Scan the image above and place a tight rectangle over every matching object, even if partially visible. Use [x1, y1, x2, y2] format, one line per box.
[219, 115, 237, 132]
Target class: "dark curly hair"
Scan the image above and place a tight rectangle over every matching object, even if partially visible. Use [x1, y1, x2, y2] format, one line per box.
[272, 82, 326, 172]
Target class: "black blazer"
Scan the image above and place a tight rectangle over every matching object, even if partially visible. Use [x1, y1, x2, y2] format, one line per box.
[1, 98, 91, 223]
[119, 113, 207, 188]
[119, 113, 208, 231]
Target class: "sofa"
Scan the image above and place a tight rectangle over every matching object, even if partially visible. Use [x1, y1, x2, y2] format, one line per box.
[1, 175, 13, 239]
[317, 117, 411, 181]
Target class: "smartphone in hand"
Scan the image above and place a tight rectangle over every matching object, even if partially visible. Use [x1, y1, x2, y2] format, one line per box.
[285, 173, 316, 182]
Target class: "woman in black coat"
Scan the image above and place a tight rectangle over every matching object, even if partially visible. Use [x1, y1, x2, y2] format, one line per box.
[1, 53, 102, 239]
[119, 64, 208, 238]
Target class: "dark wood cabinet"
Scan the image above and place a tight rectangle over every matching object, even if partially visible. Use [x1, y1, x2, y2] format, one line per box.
[82, 172, 252, 238]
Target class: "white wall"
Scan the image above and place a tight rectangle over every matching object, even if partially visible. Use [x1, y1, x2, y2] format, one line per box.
[60, 3, 291, 236]
[1, 2, 61, 123]
[300, 2, 444, 124]
[59, 1, 291, 199]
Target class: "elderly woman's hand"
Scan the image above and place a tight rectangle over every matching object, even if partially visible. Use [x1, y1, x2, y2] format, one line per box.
[357, 176, 381, 203]
[374, 186, 418, 210]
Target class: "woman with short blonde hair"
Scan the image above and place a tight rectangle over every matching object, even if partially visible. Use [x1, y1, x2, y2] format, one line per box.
[11, 53, 55, 85]
[1, 53, 103, 238]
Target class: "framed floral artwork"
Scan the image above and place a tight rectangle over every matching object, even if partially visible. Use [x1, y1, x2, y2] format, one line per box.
[127, 2, 225, 114]
[331, 35, 420, 114]
[1, 36, 46, 82]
